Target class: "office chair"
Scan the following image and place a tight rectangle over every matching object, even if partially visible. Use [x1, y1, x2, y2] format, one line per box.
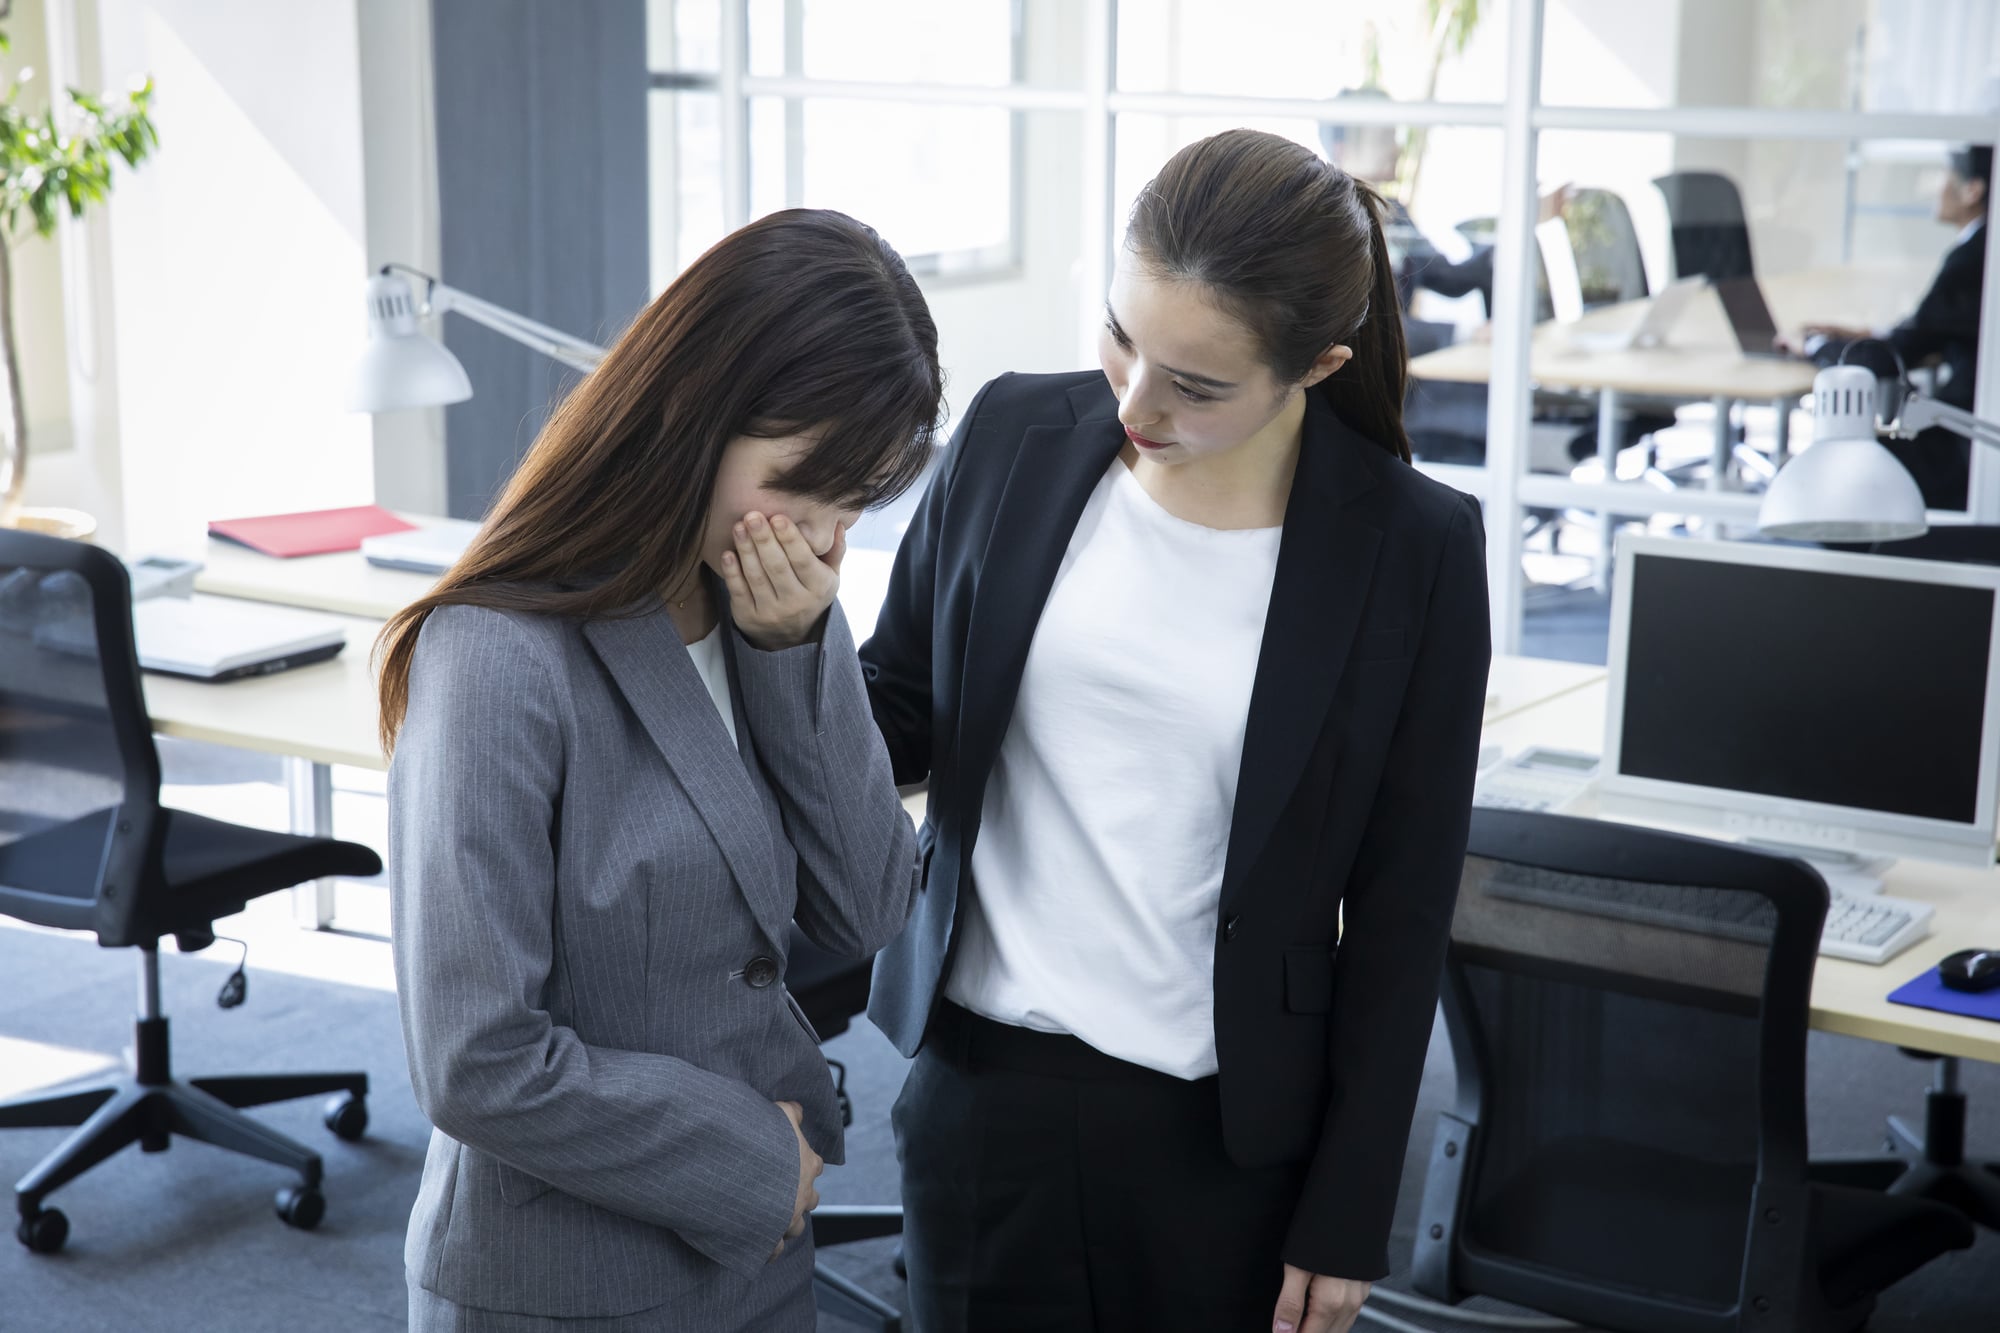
[790, 926, 904, 1333]
[1652, 170, 1756, 283]
[1411, 809, 1973, 1332]
[1564, 187, 1650, 308]
[1808, 523, 2000, 1229]
[0, 530, 379, 1254]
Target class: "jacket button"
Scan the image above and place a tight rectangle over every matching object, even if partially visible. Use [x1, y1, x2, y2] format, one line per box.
[743, 956, 779, 989]
[1223, 915, 1241, 942]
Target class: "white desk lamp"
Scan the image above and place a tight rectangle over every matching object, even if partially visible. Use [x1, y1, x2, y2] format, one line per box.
[1758, 360, 1999, 543]
[351, 264, 608, 413]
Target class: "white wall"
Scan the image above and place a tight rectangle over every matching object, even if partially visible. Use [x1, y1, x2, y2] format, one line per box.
[97, 0, 375, 554]
[6, 0, 128, 544]
[355, 0, 446, 516]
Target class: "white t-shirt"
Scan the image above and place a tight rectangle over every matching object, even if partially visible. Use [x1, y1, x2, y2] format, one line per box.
[685, 624, 737, 747]
[945, 459, 1282, 1079]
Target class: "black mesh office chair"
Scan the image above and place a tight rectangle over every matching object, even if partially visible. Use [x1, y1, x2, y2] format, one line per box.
[1653, 170, 1756, 283]
[0, 530, 379, 1254]
[1820, 524, 2000, 1229]
[1411, 809, 1973, 1332]
[790, 926, 903, 1332]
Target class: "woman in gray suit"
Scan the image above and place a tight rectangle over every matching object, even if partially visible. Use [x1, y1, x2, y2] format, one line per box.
[375, 209, 941, 1331]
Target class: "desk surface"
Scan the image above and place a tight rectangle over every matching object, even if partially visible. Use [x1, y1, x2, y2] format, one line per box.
[192, 538, 437, 621]
[1410, 262, 1932, 398]
[1485, 679, 2000, 1064]
[186, 519, 902, 643]
[141, 627, 1599, 798]
[144, 612, 389, 771]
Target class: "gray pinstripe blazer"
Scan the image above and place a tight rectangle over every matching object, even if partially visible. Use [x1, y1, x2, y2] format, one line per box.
[388, 592, 918, 1328]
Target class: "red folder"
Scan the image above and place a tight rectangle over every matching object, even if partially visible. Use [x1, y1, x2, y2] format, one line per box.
[208, 505, 417, 558]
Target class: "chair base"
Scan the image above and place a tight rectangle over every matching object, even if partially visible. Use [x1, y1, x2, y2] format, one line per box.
[1, 1056, 367, 1247]
[1813, 1091, 2000, 1230]
[812, 1204, 904, 1331]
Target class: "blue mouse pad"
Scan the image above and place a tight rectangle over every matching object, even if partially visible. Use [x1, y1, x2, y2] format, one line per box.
[1887, 968, 2000, 1024]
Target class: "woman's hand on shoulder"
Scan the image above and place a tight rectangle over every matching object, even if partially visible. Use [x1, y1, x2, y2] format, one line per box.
[722, 512, 845, 651]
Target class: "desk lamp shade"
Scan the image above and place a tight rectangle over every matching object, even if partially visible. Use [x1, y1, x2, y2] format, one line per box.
[350, 272, 472, 412]
[1758, 365, 1928, 543]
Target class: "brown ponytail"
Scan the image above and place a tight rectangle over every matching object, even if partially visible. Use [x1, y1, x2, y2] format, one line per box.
[1126, 128, 1412, 463]
[1324, 181, 1413, 462]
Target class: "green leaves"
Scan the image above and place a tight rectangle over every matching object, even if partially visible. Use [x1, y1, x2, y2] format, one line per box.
[0, 33, 157, 241]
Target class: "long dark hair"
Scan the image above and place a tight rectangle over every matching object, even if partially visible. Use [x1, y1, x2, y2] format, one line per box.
[1125, 128, 1411, 462]
[376, 208, 943, 752]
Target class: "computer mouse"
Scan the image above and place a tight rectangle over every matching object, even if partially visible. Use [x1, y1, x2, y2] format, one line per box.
[1938, 949, 2000, 994]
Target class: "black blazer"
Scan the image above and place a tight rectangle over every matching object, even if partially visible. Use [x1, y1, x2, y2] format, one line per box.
[860, 370, 1492, 1280]
[1888, 222, 1986, 411]
[1818, 223, 1986, 507]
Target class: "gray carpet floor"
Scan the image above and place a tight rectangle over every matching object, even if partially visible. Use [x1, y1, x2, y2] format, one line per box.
[3, 912, 1998, 1332]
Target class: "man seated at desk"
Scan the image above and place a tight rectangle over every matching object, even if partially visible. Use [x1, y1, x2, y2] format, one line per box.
[1319, 95, 1567, 465]
[1797, 144, 1989, 511]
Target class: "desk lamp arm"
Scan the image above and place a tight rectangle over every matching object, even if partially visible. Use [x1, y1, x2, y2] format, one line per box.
[1889, 393, 2000, 452]
[381, 264, 608, 373]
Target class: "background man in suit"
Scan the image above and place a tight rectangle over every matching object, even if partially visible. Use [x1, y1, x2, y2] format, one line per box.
[1801, 144, 1990, 510]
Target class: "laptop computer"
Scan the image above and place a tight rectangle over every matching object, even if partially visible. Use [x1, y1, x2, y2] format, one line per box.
[1565, 276, 1708, 353]
[360, 519, 480, 575]
[1714, 275, 1807, 360]
[129, 596, 346, 681]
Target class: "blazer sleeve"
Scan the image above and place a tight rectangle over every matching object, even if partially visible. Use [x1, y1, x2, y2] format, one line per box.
[731, 601, 920, 957]
[389, 607, 800, 1279]
[858, 376, 998, 785]
[1282, 494, 1492, 1281]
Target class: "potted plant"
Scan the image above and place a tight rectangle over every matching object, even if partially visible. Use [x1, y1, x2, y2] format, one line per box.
[0, 25, 157, 531]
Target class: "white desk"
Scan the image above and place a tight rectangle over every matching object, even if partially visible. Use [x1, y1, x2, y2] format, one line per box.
[185, 518, 901, 642]
[143, 615, 387, 772]
[141, 612, 387, 929]
[1484, 679, 2000, 1065]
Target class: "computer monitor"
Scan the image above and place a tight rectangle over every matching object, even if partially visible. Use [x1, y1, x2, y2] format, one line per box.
[1602, 535, 2000, 867]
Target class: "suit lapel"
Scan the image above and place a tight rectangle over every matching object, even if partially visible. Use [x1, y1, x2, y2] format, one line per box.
[582, 604, 790, 944]
[1218, 393, 1386, 913]
[955, 378, 1126, 805]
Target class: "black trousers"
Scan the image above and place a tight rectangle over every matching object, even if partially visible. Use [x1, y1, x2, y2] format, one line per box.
[892, 1003, 1306, 1332]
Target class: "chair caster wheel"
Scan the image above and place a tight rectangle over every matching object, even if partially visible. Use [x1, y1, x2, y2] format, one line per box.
[324, 1093, 368, 1142]
[894, 1245, 907, 1280]
[276, 1186, 325, 1230]
[17, 1208, 68, 1254]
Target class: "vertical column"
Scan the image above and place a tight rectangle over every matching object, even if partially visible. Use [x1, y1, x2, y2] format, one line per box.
[1076, 0, 1115, 368]
[719, 0, 751, 232]
[1969, 172, 2000, 522]
[1481, 0, 1548, 656]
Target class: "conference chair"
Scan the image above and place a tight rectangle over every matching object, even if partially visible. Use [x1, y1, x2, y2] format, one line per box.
[789, 926, 904, 1333]
[1653, 170, 1756, 283]
[1565, 187, 1650, 309]
[1821, 524, 2000, 1229]
[1410, 809, 1973, 1333]
[0, 530, 379, 1255]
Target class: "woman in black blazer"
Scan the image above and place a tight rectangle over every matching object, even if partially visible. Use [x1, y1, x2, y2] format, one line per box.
[861, 130, 1492, 1333]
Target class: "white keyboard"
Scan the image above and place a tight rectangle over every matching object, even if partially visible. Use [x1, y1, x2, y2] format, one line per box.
[1473, 747, 1599, 814]
[1819, 891, 1933, 965]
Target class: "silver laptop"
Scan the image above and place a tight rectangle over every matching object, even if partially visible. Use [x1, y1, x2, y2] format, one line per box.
[1566, 277, 1707, 352]
[361, 519, 480, 575]
[131, 596, 346, 681]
